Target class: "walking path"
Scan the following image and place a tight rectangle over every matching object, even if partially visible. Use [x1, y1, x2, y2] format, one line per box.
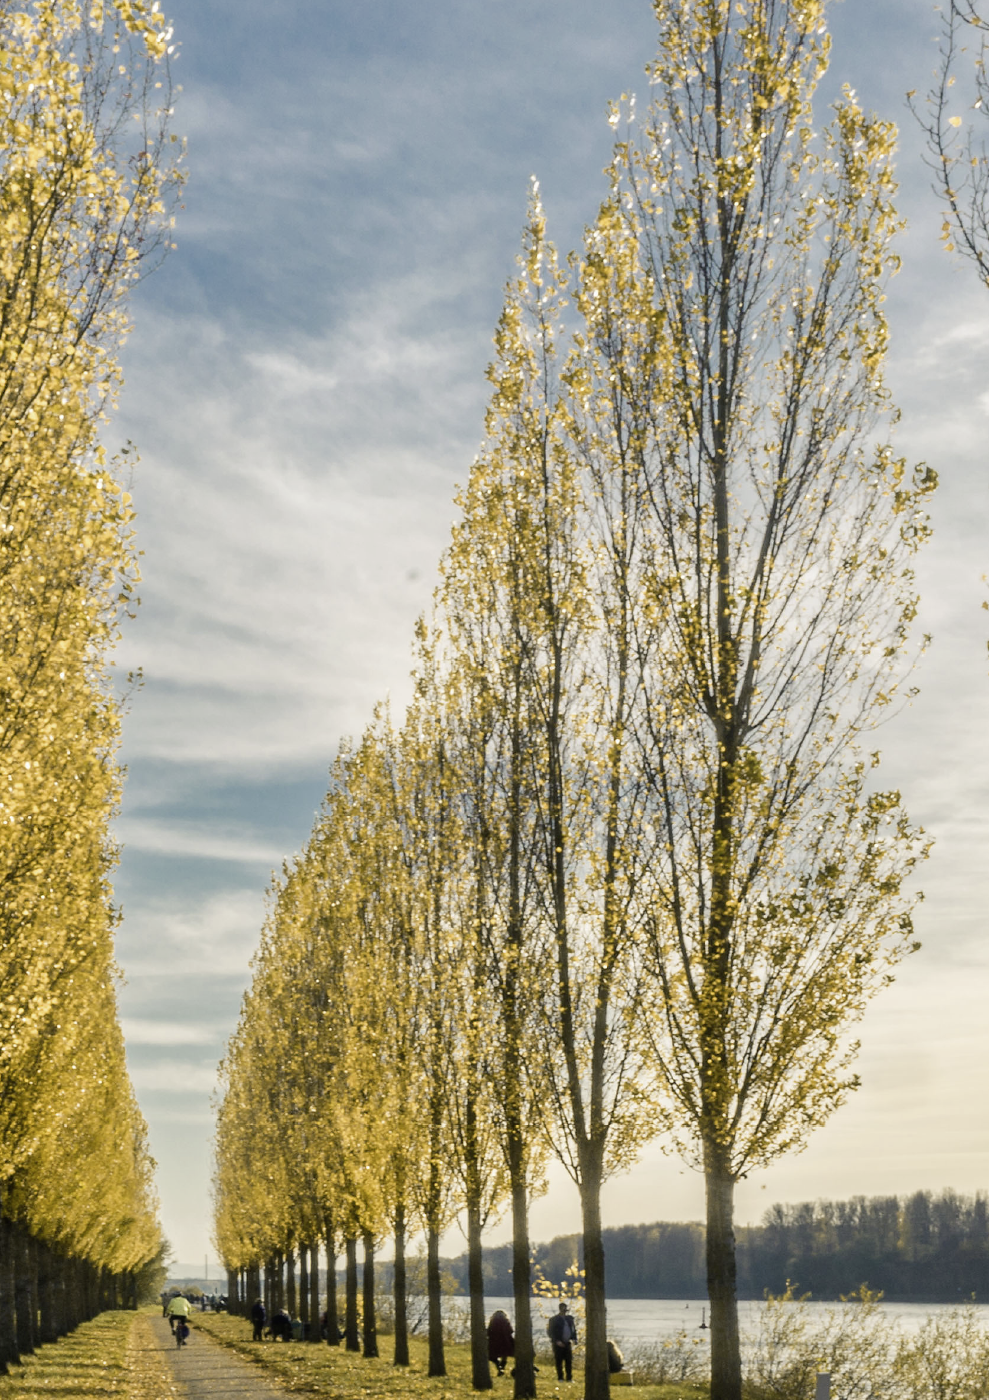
[148, 1315, 296, 1399]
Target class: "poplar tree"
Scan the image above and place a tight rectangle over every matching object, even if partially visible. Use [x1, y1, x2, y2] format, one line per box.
[595, 5, 934, 1397]
[0, 1, 178, 1362]
[443, 195, 666, 1400]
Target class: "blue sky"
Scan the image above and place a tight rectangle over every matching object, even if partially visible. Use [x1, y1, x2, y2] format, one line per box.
[109, 0, 989, 1272]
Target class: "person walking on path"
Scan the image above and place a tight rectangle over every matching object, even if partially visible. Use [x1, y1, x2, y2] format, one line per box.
[487, 1309, 515, 1376]
[546, 1303, 578, 1382]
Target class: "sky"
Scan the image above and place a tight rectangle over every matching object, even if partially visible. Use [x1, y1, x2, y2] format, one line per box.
[107, 0, 989, 1276]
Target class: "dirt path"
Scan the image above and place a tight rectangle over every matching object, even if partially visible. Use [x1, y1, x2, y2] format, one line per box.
[148, 1315, 297, 1399]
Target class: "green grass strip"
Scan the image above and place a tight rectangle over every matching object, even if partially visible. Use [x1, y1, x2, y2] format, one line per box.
[0, 1310, 133, 1399]
[192, 1312, 706, 1400]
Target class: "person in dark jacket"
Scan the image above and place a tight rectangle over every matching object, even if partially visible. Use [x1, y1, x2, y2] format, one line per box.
[271, 1307, 293, 1342]
[487, 1310, 515, 1376]
[546, 1303, 578, 1382]
[251, 1298, 266, 1342]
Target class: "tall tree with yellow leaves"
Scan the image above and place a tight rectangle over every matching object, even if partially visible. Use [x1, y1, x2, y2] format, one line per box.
[0, 0, 178, 1370]
[591, 4, 934, 1397]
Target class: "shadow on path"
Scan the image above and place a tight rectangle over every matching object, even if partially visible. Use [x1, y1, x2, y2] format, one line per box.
[148, 1315, 295, 1399]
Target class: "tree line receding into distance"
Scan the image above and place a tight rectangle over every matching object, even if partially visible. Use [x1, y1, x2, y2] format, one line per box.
[0, 0, 182, 1372]
[210, 6, 952, 1400]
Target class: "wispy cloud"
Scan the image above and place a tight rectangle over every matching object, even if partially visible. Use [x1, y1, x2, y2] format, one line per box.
[121, 1019, 220, 1047]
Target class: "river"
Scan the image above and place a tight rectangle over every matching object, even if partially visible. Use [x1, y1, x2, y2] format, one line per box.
[465, 1297, 989, 1346]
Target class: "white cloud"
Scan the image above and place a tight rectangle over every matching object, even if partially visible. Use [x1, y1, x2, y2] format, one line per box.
[118, 888, 267, 979]
[121, 1019, 219, 1047]
[129, 1061, 220, 1094]
[118, 817, 284, 865]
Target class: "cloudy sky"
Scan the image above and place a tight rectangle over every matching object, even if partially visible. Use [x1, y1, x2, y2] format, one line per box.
[109, 0, 989, 1275]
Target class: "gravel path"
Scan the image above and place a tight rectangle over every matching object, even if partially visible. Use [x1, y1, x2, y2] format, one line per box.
[149, 1315, 296, 1399]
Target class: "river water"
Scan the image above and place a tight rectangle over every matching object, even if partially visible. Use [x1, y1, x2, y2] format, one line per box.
[468, 1297, 989, 1346]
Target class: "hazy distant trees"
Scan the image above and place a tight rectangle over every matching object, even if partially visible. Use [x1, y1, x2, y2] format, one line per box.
[444, 1192, 989, 1303]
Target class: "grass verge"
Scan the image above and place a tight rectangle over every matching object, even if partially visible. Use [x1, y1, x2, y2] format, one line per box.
[192, 1312, 707, 1400]
[0, 1310, 134, 1399]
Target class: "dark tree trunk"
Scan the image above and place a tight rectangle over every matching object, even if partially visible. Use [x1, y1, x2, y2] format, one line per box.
[362, 1230, 378, 1358]
[324, 1225, 339, 1347]
[227, 1269, 239, 1317]
[579, 1150, 608, 1400]
[509, 1150, 536, 1400]
[392, 1193, 409, 1367]
[276, 1251, 286, 1313]
[466, 1190, 490, 1390]
[69, 1256, 84, 1329]
[309, 1244, 319, 1342]
[29, 1244, 42, 1341]
[0, 1217, 19, 1370]
[299, 1246, 309, 1336]
[344, 1236, 359, 1351]
[426, 1223, 445, 1377]
[38, 1246, 56, 1344]
[286, 1248, 297, 1320]
[705, 1150, 741, 1400]
[13, 1230, 33, 1356]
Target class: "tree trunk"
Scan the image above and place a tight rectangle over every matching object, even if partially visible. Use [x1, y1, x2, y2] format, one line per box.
[466, 1191, 491, 1390]
[392, 1194, 409, 1366]
[0, 1217, 18, 1370]
[426, 1222, 445, 1376]
[286, 1248, 296, 1318]
[344, 1235, 359, 1351]
[13, 1230, 33, 1356]
[38, 1246, 55, 1344]
[509, 1157, 536, 1400]
[69, 1256, 84, 1329]
[309, 1244, 320, 1342]
[299, 1246, 309, 1336]
[705, 1150, 741, 1400]
[264, 1257, 273, 1316]
[227, 1269, 239, 1317]
[324, 1226, 339, 1346]
[362, 1230, 378, 1357]
[580, 1151, 608, 1400]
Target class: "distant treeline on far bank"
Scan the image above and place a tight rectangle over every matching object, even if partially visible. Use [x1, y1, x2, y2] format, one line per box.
[440, 1190, 988, 1304]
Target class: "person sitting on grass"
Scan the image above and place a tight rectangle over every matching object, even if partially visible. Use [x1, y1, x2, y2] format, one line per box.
[271, 1307, 293, 1342]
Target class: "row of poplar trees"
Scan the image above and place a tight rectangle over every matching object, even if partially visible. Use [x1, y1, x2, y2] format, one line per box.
[0, 0, 181, 1373]
[214, 5, 939, 1400]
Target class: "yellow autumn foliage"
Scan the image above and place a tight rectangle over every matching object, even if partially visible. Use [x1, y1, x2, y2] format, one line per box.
[0, 0, 181, 1279]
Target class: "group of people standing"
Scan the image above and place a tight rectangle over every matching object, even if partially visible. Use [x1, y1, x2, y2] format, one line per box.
[488, 1301, 621, 1383]
[249, 1292, 619, 1381]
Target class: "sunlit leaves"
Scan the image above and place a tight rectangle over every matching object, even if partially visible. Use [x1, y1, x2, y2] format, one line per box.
[0, 0, 178, 1276]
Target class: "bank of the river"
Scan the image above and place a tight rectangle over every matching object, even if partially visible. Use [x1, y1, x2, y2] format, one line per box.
[192, 1312, 706, 1400]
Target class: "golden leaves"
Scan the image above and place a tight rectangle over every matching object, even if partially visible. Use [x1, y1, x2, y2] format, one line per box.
[0, 0, 173, 1275]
